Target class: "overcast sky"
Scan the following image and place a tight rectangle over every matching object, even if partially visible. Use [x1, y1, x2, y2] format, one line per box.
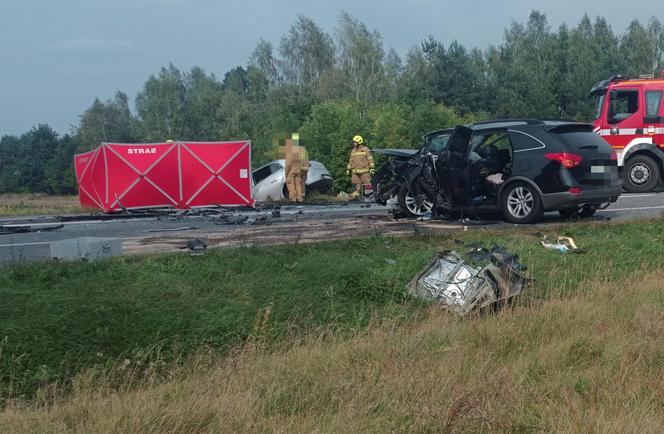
[1, 0, 662, 136]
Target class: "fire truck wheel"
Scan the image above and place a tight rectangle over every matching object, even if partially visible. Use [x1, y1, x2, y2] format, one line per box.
[623, 155, 660, 193]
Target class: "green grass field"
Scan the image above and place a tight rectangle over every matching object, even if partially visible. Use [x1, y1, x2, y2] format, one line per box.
[1, 220, 664, 432]
[0, 194, 86, 216]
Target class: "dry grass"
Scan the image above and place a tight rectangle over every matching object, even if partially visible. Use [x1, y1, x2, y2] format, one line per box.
[0, 194, 87, 216]
[2, 270, 664, 433]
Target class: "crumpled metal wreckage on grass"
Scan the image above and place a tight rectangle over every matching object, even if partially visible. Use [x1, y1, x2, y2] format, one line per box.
[409, 247, 531, 317]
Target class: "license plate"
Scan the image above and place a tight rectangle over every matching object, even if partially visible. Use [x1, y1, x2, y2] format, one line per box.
[591, 166, 605, 173]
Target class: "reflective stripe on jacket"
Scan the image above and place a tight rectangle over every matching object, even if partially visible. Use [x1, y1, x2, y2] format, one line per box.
[347, 144, 374, 172]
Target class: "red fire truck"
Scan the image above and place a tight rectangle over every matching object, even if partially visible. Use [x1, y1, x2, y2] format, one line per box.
[591, 74, 664, 192]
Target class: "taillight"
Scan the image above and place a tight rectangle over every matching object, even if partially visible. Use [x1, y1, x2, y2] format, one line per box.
[544, 152, 583, 168]
[610, 151, 618, 161]
[568, 187, 582, 195]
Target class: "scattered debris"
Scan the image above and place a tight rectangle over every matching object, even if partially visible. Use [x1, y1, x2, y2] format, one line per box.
[557, 236, 578, 250]
[0, 223, 64, 235]
[384, 258, 397, 265]
[408, 248, 530, 317]
[181, 238, 208, 255]
[213, 215, 249, 225]
[467, 246, 492, 262]
[246, 213, 273, 225]
[50, 237, 121, 262]
[143, 226, 199, 233]
[540, 235, 585, 253]
[418, 211, 432, 221]
[337, 191, 350, 201]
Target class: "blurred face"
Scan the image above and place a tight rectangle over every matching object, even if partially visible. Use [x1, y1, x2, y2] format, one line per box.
[352, 140, 358, 148]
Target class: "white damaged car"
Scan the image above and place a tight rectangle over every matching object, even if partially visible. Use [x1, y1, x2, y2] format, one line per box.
[252, 159, 333, 202]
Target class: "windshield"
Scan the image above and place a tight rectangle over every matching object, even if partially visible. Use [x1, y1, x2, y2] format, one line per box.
[426, 133, 451, 153]
[594, 94, 605, 120]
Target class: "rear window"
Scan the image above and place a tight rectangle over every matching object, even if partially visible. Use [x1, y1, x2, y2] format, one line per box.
[549, 126, 611, 150]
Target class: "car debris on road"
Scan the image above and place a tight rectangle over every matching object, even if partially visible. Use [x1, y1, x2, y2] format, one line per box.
[143, 226, 200, 233]
[408, 246, 531, 317]
[0, 223, 64, 235]
[181, 238, 208, 255]
[540, 235, 585, 253]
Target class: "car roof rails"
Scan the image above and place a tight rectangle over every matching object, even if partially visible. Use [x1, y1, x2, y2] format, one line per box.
[471, 119, 546, 130]
[472, 119, 544, 126]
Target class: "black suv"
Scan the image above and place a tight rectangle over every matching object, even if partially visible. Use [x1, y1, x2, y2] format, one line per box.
[373, 119, 622, 223]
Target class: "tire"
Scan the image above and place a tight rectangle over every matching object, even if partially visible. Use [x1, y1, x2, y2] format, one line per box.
[558, 206, 596, 220]
[397, 187, 433, 217]
[500, 181, 543, 224]
[623, 155, 660, 193]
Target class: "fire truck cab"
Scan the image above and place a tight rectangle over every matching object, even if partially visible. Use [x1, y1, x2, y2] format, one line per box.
[591, 74, 664, 192]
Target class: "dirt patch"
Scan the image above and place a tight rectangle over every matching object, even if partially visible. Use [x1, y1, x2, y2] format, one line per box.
[122, 214, 463, 255]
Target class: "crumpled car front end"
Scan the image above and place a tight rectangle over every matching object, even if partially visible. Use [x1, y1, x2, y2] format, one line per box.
[408, 248, 530, 316]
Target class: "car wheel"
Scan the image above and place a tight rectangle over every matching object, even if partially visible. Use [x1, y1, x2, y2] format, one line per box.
[398, 187, 433, 217]
[623, 155, 660, 193]
[500, 181, 543, 224]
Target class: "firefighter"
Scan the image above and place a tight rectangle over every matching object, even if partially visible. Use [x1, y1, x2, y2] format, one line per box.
[346, 135, 374, 198]
[284, 135, 309, 203]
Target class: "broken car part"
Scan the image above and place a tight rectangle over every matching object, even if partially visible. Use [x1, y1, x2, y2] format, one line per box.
[540, 235, 585, 253]
[0, 223, 64, 235]
[181, 238, 208, 255]
[408, 249, 530, 317]
[143, 226, 199, 233]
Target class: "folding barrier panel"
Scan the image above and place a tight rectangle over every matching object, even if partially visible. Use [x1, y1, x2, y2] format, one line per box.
[74, 141, 253, 212]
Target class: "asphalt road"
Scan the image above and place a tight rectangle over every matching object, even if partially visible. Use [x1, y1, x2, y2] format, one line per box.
[1, 192, 663, 264]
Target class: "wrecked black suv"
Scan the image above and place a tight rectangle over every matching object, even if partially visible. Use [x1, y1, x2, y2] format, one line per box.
[373, 119, 622, 224]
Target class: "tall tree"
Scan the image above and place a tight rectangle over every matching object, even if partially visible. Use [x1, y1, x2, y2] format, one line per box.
[486, 10, 559, 118]
[335, 11, 385, 109]
[76, 91, 137, 150]
[136, 64, 188, 141]
[0, 125, 70, 193]
[184, 67, 224, 140]
[383, 47, 403, 101]
[279, 15, 335, 87]
[620, 20, 656, 76]
[647, 17, 664, 74]
[249, 38, 280, 85]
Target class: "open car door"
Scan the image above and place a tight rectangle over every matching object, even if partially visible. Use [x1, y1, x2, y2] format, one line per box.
[437, 125, 473, 205]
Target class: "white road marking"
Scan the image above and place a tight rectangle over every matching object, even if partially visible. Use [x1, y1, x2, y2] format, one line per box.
[0, 241, 51, 247]
[602, 205, 664, 212]
[0, 217, 158, 227]
[619, 193, 660, 198]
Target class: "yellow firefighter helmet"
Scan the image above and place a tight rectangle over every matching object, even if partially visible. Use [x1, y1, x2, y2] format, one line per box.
[352, 135, 363, 145]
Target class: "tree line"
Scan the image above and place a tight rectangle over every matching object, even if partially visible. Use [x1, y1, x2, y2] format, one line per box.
[2, 10, 663, 194]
